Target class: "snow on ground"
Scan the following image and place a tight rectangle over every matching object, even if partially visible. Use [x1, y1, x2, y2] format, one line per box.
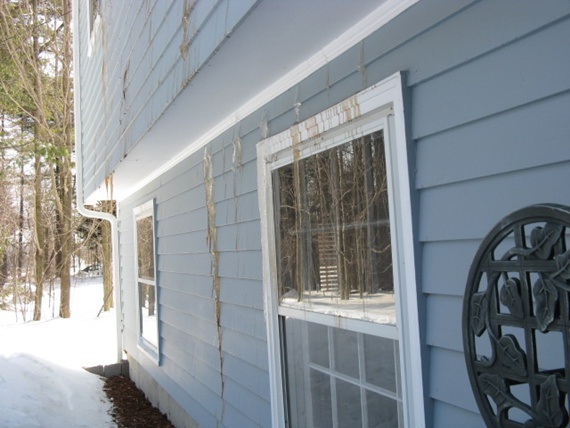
[0, 276, 118, 427]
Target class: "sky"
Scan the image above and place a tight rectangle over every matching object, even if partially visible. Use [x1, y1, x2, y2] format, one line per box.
[0, 276, 118, 427]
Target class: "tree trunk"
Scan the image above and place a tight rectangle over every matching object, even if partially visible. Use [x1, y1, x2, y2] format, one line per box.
[33, 149, 44, 321]
[31, 0, 44, 321]
[15, 162, 25, 322]
[101, 200, 114, 311]
[57, 0, 73, 318]
[57, 158, 72, 318]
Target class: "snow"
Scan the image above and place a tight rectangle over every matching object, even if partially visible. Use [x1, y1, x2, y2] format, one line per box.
[0, 276, 118, 427]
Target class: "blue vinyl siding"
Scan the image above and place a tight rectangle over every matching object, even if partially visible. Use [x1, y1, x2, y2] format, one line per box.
[430, 347, 479, 414]
[77, 0, 570, 426]
[416, 92, 570, 189]
[119, 134, 272, 426]
[76, 0, 258, 198]
[408, 2, 570, 423]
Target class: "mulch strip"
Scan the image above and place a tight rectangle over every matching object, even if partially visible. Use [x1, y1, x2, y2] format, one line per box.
[103, 375, 175, 428]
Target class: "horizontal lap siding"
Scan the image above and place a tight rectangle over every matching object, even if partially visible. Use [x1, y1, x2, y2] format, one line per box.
[253, 2, 569, 423]
[412, 18, 570, 140]
[79, 0, 257, 198]
[410, 2, 570, 426]
[415, 92, 570, 190]
[419, 162, 570, 242]
[426, 294, 465, 354]
[430, 347, 479, 415]
[421, 240, 478, 297]
[119, 130, 271, 426]
[433, 402, 482, 428]
[113, 1, 570, 426]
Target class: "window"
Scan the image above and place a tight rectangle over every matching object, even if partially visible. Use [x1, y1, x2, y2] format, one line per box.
[134, 200, 159, 360]
[274, 129, 394, 323]
[258, 72, 425, 427]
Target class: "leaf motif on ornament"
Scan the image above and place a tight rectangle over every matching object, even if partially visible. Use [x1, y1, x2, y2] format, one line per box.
[479, 373, 512, 410]
[500, 278, 524, 318]
[533, 278, 558, 332]
[497, 335, 527, 377]
[536, 375, 567, 428]
[471, 292, 488, 336]
[554, 249, 570, 281]
[530, 224, 563, 260]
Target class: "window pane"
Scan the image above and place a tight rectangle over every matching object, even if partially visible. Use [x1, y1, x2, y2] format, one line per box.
[282, 318, 308, 422]
[366, 390, 399, 428]
[136, 216, 155, 280]
[139, 282, 157, 347]
[274, 131, 395, 324]
[310, 369, 333, 428]
[308, 322, 329, 368]
[364, 334, 397, 393]
[336, 378, 363, 427]
[333, 328, 359, 379]
[284, 318, 333, 427]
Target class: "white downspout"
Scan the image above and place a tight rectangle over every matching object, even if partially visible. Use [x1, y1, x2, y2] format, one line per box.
[72, 2, 123, 363]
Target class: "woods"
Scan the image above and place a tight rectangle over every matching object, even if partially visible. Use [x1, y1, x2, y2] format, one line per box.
[0, 0, 111, 320]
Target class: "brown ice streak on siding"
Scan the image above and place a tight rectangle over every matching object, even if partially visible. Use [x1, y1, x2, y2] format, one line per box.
[232, 136, 242, 228]
[203, 148, 226, 423]
[179, 0, 196, 60]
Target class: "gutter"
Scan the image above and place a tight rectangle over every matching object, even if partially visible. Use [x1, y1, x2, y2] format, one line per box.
[72, 2, 123, 363]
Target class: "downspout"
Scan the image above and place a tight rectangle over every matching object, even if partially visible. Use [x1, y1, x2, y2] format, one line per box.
[72, 2, 123, 363]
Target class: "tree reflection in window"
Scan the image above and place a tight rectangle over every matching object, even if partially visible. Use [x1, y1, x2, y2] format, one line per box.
[137, 216, 155, 280]
[274, 130, 393, 303]
[136, 212, 157, 348]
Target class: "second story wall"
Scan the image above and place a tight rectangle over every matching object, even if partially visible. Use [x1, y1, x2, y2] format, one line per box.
[75, 0, 258, 200]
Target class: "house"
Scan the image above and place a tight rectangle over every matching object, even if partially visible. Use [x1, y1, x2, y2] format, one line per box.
[72, 1, 570, 427]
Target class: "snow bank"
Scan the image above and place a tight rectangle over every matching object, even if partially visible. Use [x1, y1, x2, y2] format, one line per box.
[0, 277, 118, 427]
[0, 353, 114, 427]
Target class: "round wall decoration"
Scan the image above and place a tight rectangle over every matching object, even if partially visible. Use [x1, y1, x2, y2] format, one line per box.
[463, 204, 570, 427]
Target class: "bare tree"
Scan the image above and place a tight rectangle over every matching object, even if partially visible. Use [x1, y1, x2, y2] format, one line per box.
[100, 200, 115, 311]
[76, 201, 115, 313]
[0, 0, 75, 319]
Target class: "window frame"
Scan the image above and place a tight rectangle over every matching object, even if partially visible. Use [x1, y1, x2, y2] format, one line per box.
[133, 199, 160, 363]
[257, 72, 425, 427]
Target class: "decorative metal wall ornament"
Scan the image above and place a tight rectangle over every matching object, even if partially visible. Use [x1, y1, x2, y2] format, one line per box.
[463, 204, 570, 428]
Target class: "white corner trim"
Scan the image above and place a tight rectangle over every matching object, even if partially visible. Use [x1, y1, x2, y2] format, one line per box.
[116, 0, 419, 202]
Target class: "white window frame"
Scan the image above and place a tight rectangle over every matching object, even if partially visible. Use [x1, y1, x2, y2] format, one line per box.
[257, 72, 425, 427]
[133, 199, 160, 363]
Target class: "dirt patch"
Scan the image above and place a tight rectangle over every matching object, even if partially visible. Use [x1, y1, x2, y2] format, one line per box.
[104, 375, 174, 428]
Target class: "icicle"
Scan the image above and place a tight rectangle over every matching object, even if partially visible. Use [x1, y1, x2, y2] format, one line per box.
[232, 137, 242, 169]
[260, 113, 269, 139]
